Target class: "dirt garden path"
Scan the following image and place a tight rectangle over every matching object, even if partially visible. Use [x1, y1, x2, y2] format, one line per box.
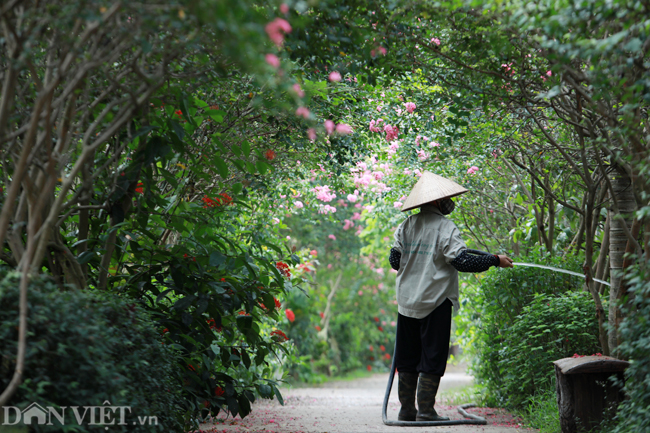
[200, 365, 537, 433]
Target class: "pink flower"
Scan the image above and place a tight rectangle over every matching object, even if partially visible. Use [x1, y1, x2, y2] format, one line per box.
[265, 18, 292, 47]
[336, 123, 353, 135]
[329, 71, 342, 82]
[352, 212, 362, 220]
[377, 105, 382, 112]
[265, 54, 280, 68]
[384, 124, 399, 142]
[358, 290, 363, 296]
[294, 200, 303, 209]
[328, 234, 337, 240]
[280, 3, 289, 14]
[327, 264, 333, 269]
[292, 83, 305, 97]
[347, 193, 358, 202]
[295, 106, 310, 119]
[394, 201, 403, 208]
[325, 120, 335, 135]
[431, 37, 441, 46]
[417, 149, 427, 161]
[307, 128, 316, 141]
[312, 185, 336, 202]
[343, 219, 354, 230]
[404, 102, 416, 113]
[546, 70, 552, 77]
[378, 46, 387, 55]
[429, 141, 440, 147]
[319, 205, 337, 214]
[467, 166, 479, 175]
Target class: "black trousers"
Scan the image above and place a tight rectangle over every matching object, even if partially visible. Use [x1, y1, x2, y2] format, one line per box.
[394, 298, 452, 377]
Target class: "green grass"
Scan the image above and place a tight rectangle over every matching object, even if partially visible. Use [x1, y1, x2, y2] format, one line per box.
[517, 389, 561, 433]
[284, 367, 376, 388]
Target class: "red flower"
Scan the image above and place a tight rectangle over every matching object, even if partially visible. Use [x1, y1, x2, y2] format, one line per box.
[162, 328, 169, 334]
[264, 150, 276, 161]
[367, 365, 372, 371]
[378, 326, 383, 332]
[380, 345, 385, 352]
[238, 311, 250, 316]
[315, 325, 321, 332]
[188, 364, 196, 371]
[175, 109, 183, 117]
[215, 387, 225, 397]
[319, 312, 325, 319]
[218, 192, 233, 205]
[384, 353, 391, 360]
[276, 261, 291, 278]
[274, 297, 282, 309]
[374, 317, 379, 322]
[310, 249, 318, 256]
[135, 182, 144, 194]
[369, 345, 374, 352]
[202, 195, 217, 208]
[271, 329, 289, 342]
[285, 308, 295, 323]
[220, 278, 226, 282]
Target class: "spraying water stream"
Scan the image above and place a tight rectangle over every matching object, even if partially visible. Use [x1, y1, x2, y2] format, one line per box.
[512, 262, 611, 287]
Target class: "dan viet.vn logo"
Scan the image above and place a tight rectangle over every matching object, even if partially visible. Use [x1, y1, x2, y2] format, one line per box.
[2, 401, 157, 428]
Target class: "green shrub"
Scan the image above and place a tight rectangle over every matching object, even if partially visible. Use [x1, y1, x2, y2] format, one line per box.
[0, 271, 185, 432]
[614, 265, 650, 433]
[499, 292, 600, 407]
[459, 250, 603, 407]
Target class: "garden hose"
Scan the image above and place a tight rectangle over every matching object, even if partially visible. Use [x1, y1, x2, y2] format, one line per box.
[382, 248, 490, 427]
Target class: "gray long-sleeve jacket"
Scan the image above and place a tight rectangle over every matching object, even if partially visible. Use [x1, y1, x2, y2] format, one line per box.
[392, 204, 466, 318]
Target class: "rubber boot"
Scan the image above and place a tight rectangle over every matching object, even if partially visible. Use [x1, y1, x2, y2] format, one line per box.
[397, 372, 418, 421]
[416, 373, 450, 421]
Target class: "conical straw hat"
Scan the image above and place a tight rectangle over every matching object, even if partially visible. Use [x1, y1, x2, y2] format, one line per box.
[400, 171, 468, 212]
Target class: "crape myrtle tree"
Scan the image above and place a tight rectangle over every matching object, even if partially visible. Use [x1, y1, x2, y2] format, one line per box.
[0, 0, 363, 425]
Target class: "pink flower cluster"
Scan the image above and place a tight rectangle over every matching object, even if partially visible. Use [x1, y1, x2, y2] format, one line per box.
[417, 149, 428, 161]
[266, 18, 292, 47]
[343, 219, 354, 230]
[319, 205, 337, 214]
[325, 120, 352, 135]
[387, 142, 400, 155]
[329, 71, 342, 82]
[384, 124, 399, 142]
[404, 102, 416, 113]
[313, 185, 336, 202]
[369, 118, 383, 132]
[328, 234, 337, 240]
[467, 166, 479, 175]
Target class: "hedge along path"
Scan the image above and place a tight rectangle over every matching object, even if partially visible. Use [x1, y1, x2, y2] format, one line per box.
[201, 366, 535, 433]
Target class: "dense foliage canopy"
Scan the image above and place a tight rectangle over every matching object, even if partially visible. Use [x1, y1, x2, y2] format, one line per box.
[1, 0, 649, 431]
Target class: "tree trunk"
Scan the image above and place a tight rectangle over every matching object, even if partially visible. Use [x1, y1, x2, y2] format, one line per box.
[608, 168, 636, 356]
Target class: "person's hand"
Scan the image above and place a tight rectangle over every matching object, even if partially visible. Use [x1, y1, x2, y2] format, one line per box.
[497, 255, 514, 268]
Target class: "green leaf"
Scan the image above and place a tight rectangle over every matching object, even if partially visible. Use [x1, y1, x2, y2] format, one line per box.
[209, 251, 226, 267]
[76, 251, 95, 265]
[255, 160, 271, 175]
[271, 384, 284, 405]
[174, 295, 196, 311]
[241, 141, 251, 158]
